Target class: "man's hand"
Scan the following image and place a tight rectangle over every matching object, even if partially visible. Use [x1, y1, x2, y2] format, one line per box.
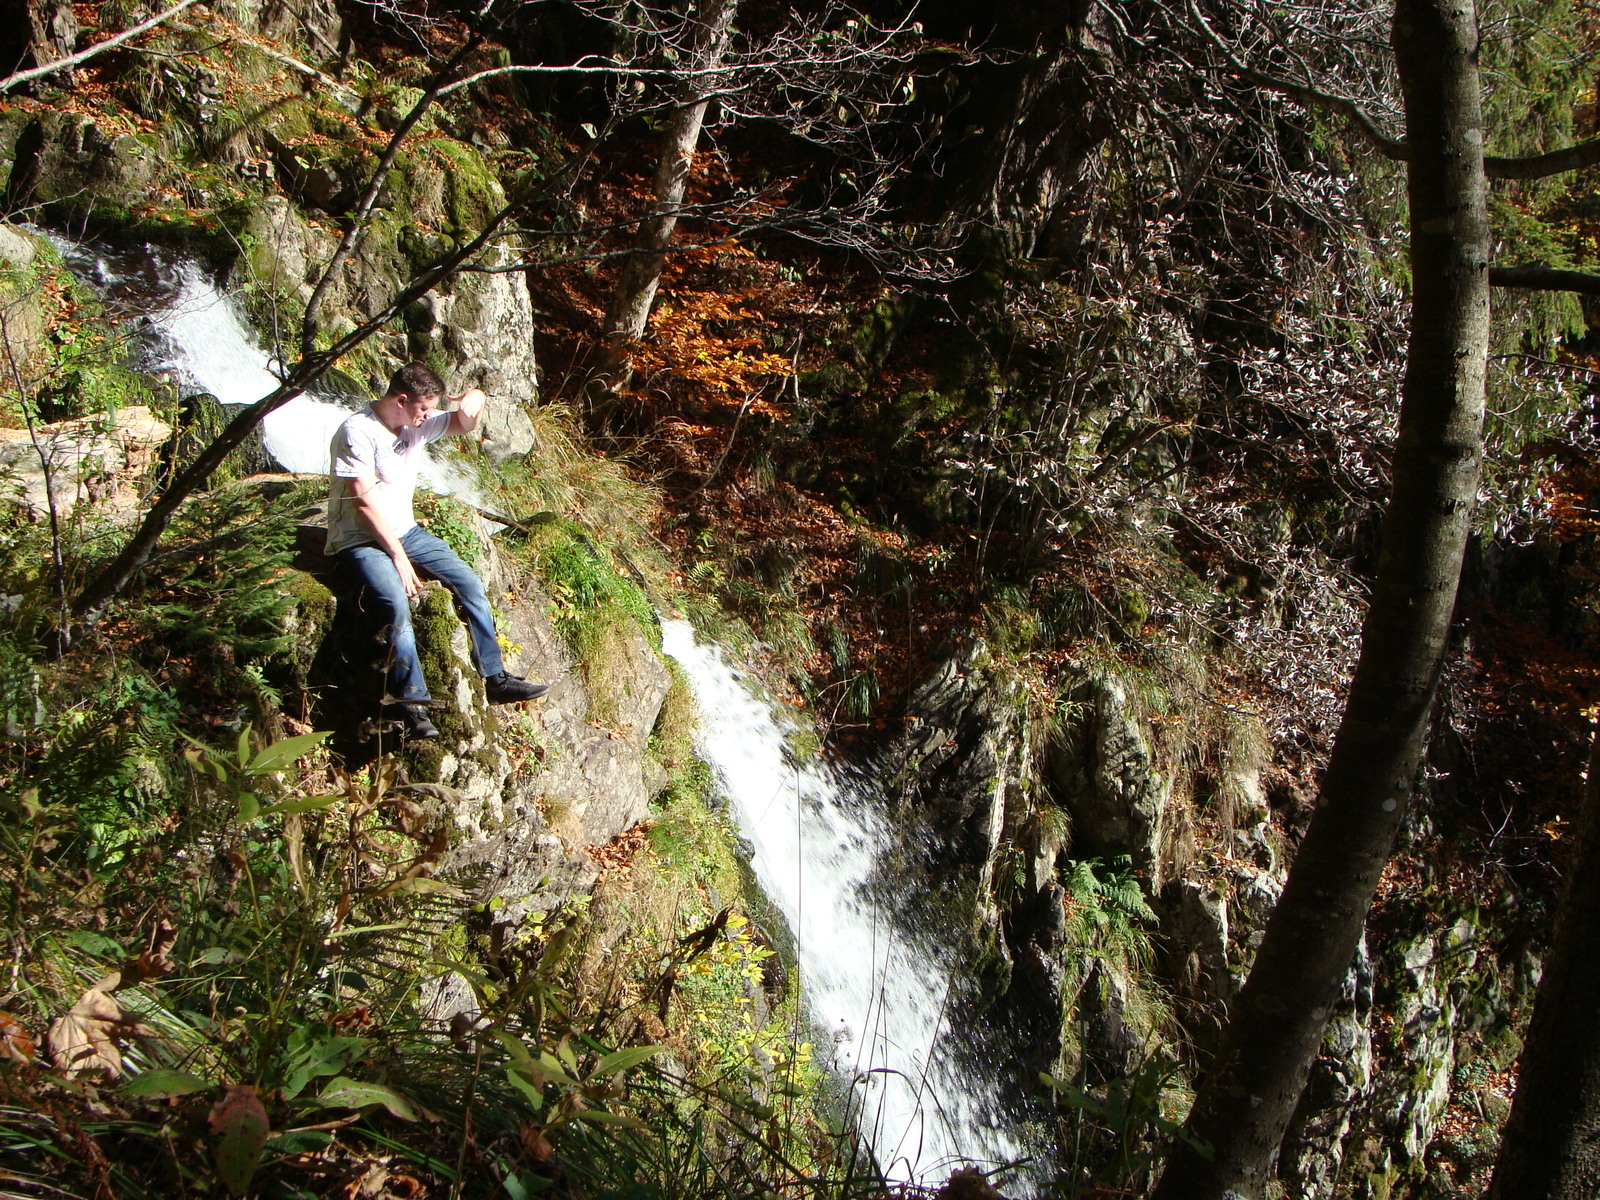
[393, 553, 423, 598]
[450, 388, 487, 434]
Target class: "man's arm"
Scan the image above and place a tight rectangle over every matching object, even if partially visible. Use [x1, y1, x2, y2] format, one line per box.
[448, 388, 487, 436]
[349, 475, 423, 597]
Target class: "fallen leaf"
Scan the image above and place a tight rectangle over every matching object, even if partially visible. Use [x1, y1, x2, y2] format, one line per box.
[520, 1120, 555, 1161]
[0, 1012, 36, 1063]
[46, 985, 154, 1077]
[210, 1084, 270, 1197]
[123, 918, 179, 987]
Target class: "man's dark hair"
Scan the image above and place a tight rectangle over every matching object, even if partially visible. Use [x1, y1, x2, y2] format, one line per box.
[387, 363, 446, 401]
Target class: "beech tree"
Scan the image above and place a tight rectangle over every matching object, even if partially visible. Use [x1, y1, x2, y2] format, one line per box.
[1486, 730, 1600, 1198]
[588, 0, 738, 403]
[1142, 0, 1600, 1194]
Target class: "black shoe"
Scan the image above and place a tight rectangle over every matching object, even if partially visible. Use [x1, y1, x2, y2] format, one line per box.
[393, 704, 439, 740]
[485, 671, 549, 704]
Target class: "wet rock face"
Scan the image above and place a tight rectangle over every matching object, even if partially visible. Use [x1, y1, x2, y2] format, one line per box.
[880, 639, 1031, 872]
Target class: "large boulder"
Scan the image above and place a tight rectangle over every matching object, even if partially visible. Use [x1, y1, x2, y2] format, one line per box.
[0, 406, 171, 518]
[233, 197, 540, 459]
[1044, 669, 1169, 874]
[292, 514, 671, 936]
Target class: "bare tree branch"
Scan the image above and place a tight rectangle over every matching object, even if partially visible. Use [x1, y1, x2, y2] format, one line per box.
[1485, 137, 1600, 179]
[1180, 0, 1408, 160]
[1490, 265, 1600, 294]
[0, 0, 204, 93]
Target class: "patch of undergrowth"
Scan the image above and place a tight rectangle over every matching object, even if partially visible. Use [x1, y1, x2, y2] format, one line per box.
[0, 241, 159, 428]
[547, 663, 860, 1194]
[414, 489, 484, 569]
[0, 643, 878, 1199]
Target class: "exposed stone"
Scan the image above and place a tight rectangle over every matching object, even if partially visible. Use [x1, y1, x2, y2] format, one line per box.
[1045, 669, 1168, 874]
[1372, 916, 1481, 1164]
[881, 638, 1031, 875]
[0, 406, 170, 519]
[2, 111, 160, 218]
[1077, 957, 1141, 1085]
[290, 511, 670, 936]
[0, 224, 48, 380]
[410, 251, 541, 461]
[1281, 934, 1375, 1197]
[1157, 876, 1232, 1050]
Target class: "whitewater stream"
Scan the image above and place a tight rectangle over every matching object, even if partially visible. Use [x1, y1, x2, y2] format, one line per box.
[659, 623, 1029, 1185]
[47, 236, 473, 494]
[55, 239, 1032, 1189]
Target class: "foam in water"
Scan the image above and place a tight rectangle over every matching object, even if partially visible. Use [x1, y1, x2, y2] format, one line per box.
[46, 235, 476, 496]
[660, 619, 1027, 1186]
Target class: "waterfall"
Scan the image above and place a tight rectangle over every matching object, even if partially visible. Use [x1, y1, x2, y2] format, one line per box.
[660, 619, 1029, 1188]
[146, 261, 354, 476]
[48, 236, 474, 495]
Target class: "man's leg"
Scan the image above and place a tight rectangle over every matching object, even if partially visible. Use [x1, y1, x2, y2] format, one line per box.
[336, 543, 431, 705]
[399, 527, 505, 678]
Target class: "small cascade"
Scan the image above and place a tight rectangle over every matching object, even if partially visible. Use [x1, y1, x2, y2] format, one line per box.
[660, 619, 1028, 1188]
[48, 235, 475, 495]
[147, 261, 350, 476]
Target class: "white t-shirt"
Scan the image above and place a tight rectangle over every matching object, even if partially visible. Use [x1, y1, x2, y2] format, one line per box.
[325, 405, 452, 555]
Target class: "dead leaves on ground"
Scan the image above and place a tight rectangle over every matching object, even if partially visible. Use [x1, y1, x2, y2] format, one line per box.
[0, 1011, 37, 1062]
[42, 919, 178, 1078]
[45, 981, 156, 1078]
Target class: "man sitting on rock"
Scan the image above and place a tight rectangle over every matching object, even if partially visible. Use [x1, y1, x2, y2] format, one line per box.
[326, 363, 546, 740]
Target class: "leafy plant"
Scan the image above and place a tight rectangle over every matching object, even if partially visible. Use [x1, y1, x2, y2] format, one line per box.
[1063, 855, 1158, 972]
[1043, 1052, 1211, 1196]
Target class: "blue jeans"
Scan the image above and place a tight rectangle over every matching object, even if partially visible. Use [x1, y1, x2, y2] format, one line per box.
[335, 527, 504, 705]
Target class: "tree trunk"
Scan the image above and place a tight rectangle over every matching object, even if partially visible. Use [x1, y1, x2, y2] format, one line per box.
[1488, 732, 1600, 1199]
[588, 0, 737, 407]
[26, 0, 78, 81]
[1149, 0, 1490, 1193]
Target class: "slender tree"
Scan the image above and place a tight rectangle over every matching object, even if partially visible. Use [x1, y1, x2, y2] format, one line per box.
[1142, 0, 1600, 1190]
[1150, 0, 1490, 1190]
[588, 0, 738, 407]
[1487, 730, 1600, 1199]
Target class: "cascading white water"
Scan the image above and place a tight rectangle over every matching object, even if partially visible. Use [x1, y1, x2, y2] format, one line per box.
[49, 236, 474, 494]
[148, 261, 353, 476]
[660, 619, 1028, 1187]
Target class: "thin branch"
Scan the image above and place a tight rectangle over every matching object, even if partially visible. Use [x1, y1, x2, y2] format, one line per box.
[1485, 138, 1600, 179]
[2, 325, 67, 630]
[1181, 0, 1407, 161]
[0, 0, 204, 92]
[1489, 265, 1600, 295]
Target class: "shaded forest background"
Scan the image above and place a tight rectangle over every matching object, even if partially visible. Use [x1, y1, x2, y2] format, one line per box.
[5, 0, 1600, 1195]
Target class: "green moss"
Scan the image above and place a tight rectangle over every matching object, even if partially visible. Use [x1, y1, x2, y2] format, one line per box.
[402, 586, 475, 779]
[428, 138, 507, 233]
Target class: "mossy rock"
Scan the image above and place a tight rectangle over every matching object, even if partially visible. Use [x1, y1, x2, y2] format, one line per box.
[402, 584, 486, 780]
[266, 573, 336, 698]
[4, 110, 163, 226]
